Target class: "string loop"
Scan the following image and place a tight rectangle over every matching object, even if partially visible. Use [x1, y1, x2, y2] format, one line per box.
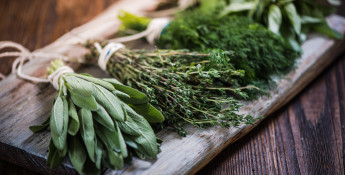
[94, 42, 124, 71]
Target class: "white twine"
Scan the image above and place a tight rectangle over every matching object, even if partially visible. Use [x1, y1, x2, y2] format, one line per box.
[47, 66, 74, 90]
[109, 17, 171, 45]
[93, 42, 124, 71]
[0, 41, 73, 90]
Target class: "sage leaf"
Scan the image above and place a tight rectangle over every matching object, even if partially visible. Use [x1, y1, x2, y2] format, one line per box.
[70, 90, 98, 111]
[92, 85, 125, 122]
[64, 76, 93, 96]
[68, 136, 86, 174]
[94, 138, 103, 169]
[95, 126, 118, 151]
[125, 106, 158, 159]
[108, 150, 124, 170]
[130, 103, 165, 123]
[68, 98, 79, 136]
[284, 3, 301, 35]
[114, 121, 127, 157]
[117, 112, 141, 136]
[104, 79, 149, 104]
[47, 140, 63, 169]
[79, 108, 96, 162]
[29, 116, 50, 133]
[268, 4, 282, 34]
[50, 96, 64, 135]
[75, 74, 115, 91]
[94, 105, 115, 131]
[51, 96, 69, 151]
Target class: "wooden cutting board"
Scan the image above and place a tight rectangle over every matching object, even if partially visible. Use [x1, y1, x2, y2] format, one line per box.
[0, 1, 345, 174]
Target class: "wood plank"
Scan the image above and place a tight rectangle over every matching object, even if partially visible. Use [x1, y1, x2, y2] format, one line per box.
[0, 2, 344, 175]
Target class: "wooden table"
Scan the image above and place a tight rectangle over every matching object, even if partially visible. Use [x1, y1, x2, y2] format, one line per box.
[0, 0, 344, 174]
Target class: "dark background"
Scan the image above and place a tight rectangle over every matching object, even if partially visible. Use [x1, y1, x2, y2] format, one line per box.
[0, 0, 345, 174]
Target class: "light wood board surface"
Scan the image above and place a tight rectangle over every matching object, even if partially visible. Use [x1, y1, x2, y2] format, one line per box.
[0, 0, 345, 174]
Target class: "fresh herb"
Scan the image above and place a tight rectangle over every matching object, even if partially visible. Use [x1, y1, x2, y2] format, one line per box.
[86, 45, 260, 136]
[214, 0, 342, 51]
[158, 13, 299, 85]
[30, 60, 163, 174]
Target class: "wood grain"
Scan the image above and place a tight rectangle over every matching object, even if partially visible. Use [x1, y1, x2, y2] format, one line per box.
[1, 1, 345, 175]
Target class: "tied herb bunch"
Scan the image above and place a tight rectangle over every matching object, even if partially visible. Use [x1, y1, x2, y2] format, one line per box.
[118, 7, 299, 86]
[30, 60, 163, 174]
[85, 45, 261, 136]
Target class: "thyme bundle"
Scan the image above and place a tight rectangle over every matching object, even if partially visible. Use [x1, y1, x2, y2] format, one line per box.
[85, 45, 261, 136]
[30, 60, 163, 174]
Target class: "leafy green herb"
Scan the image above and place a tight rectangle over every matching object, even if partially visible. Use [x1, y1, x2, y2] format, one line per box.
[30, 60, 164, 174]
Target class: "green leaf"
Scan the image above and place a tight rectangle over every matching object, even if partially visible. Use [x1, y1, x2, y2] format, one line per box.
[92, 85, 125, 122]
[69, 90, 98, 111]
[300, 15, 322, 24]
[64, 76, 93, 96]
[284, 3, 301, 35]
[94, 105, 115, 131]
[68, 136, 87, 174]
[124, 106, 158, 159]
[219, 1, 257, 17]
[117, 112, 141, 136]
[79, 108, 96, 162]
[114, 121, 127, 157]
[29, 116, 50, 133]
[268, 4, 282, 34]
[95, 126, 118, 151]
[94, 138, 102, 169]
[68, 98, 79, 136]
[130, 103, 165, 123]
[50, 96, 69, 151]
[313, 20, 343, 39]
[50, 96, 64, 135]
[47, 140, 63, 169]
[108, 150, 124, 170]
[104, 78, 149, 105]
[75, 74, 115, 91]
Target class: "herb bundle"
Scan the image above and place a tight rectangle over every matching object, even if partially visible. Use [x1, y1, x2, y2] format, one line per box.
[30, 60, 163, 174]
[218, 0, 343, 51]
[85, 44, 261, 136]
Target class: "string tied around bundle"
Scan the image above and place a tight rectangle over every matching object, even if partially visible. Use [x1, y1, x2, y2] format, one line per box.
[109, 17, 170, 45]
[0, 41, 73, 90]
[93, 42, 124, 71]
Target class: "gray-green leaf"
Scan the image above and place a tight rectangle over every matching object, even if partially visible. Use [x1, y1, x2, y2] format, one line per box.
[68, 136, 86, 174]
[268, 4, 282, 34]
[92, 85, 125, 122]
[68, 98, 79, 136]
[130, 103, 165, 123]
[70, 90, 98, 111]
[75, 74, 115, 91]
[284, 3, 301, 35]
[79, 108, 96, 162]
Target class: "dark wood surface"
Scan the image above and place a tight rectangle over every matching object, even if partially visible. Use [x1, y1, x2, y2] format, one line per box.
[0, 0, 345, 175]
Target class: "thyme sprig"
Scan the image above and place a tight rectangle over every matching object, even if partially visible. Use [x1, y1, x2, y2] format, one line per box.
[86, 45, 261, 136]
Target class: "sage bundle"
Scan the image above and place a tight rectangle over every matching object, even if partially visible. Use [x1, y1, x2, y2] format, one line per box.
[30, 60, 163, 174]
[85, 43, 262, 136]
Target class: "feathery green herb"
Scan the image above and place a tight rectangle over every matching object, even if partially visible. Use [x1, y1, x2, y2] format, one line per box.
[30, 60, 163, 174]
